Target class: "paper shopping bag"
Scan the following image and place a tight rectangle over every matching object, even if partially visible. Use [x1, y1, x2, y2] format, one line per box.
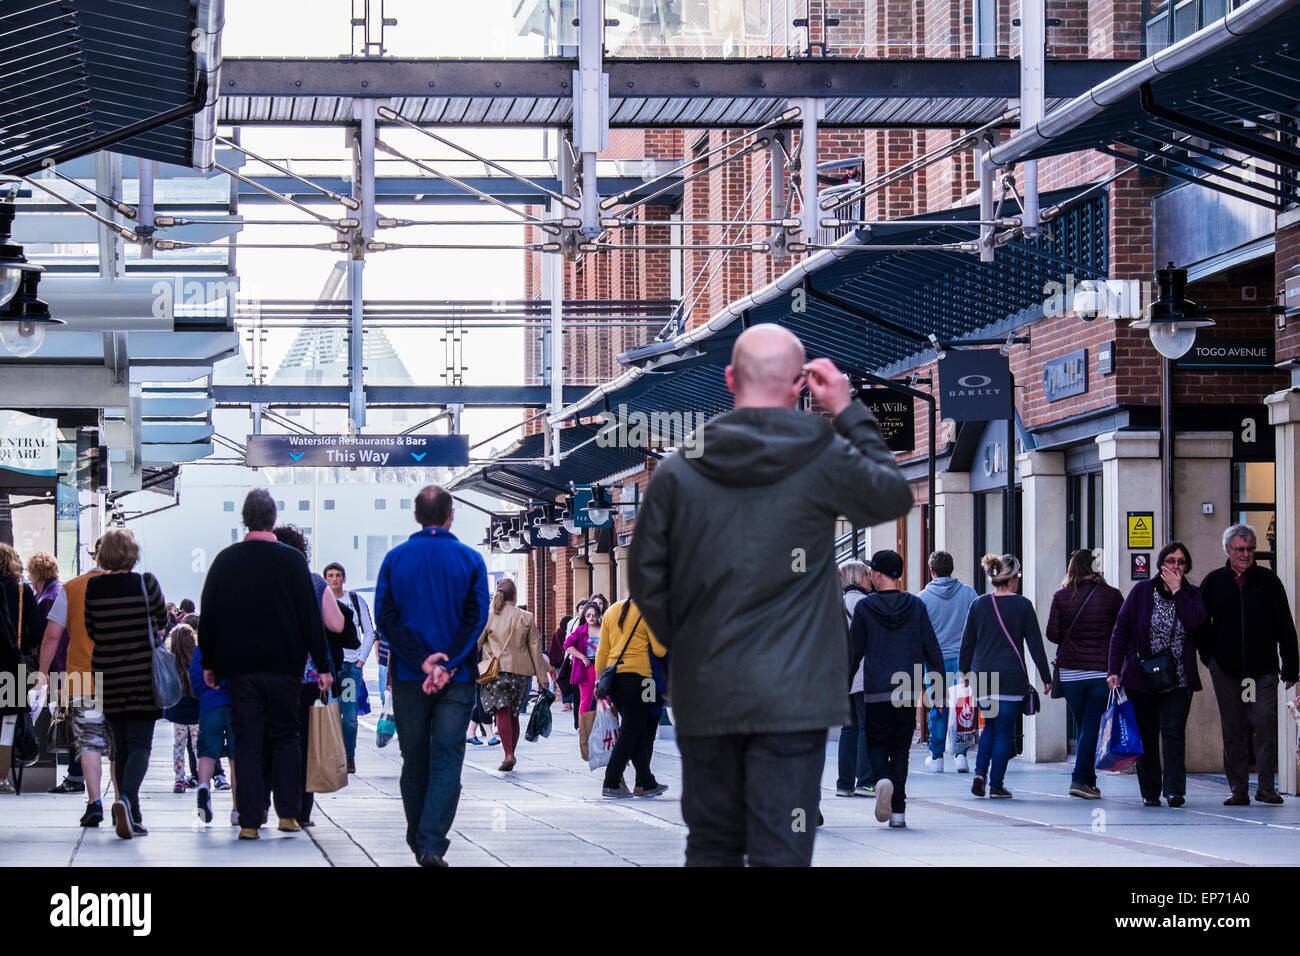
[306, 698, 348, 793]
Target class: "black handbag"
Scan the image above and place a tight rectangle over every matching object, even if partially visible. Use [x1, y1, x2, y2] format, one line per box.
[1138, 647, 1178, 692]
[48, 705, 76, 752]
[1052, 585, 1099, 700]
[595, 614, 642, 701]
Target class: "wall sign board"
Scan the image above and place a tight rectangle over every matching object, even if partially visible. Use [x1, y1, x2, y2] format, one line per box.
[1042, 349, 1087, 402]
[860, 389, 915, 452]
[1127, 511, 1155, 550]
[938, 350, 1012, 422]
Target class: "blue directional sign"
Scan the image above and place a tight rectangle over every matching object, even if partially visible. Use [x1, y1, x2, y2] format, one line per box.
[245, 434, 469, 468]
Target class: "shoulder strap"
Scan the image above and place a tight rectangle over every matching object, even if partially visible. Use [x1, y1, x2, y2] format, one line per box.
[990, 595, 1029, 680]
[1061, 585, 1099, 645]
[139, 575, 161, 649]
[614, 614, 644, 668]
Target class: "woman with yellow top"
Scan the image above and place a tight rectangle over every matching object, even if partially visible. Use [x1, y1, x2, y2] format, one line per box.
[595, 598, 669, 799]
[476, 579, 550, 772]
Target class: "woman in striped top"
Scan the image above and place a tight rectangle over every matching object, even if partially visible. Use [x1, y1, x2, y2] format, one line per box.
[84, 528, 169, 839]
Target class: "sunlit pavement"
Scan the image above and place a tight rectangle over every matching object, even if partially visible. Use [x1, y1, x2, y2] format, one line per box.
[5, 669, 1300, 866]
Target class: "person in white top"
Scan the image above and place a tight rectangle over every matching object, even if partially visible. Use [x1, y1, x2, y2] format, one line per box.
[324, 562, 377, 773]
[836, 561, 874, 798]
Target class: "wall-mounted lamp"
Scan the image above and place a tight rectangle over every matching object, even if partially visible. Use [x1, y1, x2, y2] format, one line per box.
[1130, 264, 1213, 360]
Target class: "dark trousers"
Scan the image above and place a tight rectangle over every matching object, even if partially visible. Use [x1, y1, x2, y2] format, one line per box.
[836, 691, 872, 791]
[605, 673, 660, 790]
[1129, 687, 1193, 800]
[1208, 660, 1279, 793]
[864, 700, 914, 813]
[106, 717, 155, 823]
[677, 730, 826, 867]
[1061, 678, 1110, 787]
[391, 679, 475, 859]
[228, 672, 301, 829]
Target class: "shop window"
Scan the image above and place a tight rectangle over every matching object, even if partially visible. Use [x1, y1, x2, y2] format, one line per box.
[1232, 461, 1276, 569]
[973, 488, 1022, 594]
[1066, 472, 1103, 560]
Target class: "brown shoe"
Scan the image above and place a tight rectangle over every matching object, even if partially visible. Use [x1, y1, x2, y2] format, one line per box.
[1223, 791, 1250, 807]
[1255, 790, 1284, 805]
[299, 820, 316, 827]
[277, 818, 302, 832]
[498, 758, 516, 772]
[347, 758, 356, 774]
[238, 828, 260, 840]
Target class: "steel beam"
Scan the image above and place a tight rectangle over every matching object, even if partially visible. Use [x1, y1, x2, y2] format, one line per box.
[212, 385, 594, 406]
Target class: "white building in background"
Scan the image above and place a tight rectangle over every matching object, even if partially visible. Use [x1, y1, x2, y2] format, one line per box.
[125, 325, 519, 607]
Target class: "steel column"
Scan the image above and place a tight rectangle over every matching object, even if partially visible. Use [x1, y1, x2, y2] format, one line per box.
[1019, 0, 1045, 237]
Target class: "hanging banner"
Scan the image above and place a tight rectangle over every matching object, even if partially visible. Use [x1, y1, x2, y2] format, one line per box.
[859, 390, 915, 452]
[937, 351, 1012, 422]
[0, 410, 58, 489]
[245, 434, 469, 468]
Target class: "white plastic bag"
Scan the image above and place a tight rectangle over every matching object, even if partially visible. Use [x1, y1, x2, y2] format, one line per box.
[948, 680, 978, 755]
[588, 701, 619, 771]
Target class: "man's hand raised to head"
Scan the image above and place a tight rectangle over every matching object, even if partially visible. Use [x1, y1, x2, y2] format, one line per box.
[803, 358, 852, 418]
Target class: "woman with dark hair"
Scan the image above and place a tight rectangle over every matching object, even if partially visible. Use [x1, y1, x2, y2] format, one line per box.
[564, 602, 604, 761]
[475, 578, 549, 772]
[1046, 549, 1124, 800]
[1108, 540, 1207, 808]
[594, 598, 668, 798]
[0, 544, 42, 669]
[271, 524, 346, 828]
[959, 553, 1051, 800]
[548, 613, 575, 715]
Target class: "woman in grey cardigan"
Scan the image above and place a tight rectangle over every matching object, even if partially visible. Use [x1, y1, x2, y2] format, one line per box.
[958, 554, 1052, 799]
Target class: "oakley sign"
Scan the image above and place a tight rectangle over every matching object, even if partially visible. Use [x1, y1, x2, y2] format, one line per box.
[938, 351, 1012, 422]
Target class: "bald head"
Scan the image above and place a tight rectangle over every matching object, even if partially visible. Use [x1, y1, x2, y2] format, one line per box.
[727, 325, 807, 409]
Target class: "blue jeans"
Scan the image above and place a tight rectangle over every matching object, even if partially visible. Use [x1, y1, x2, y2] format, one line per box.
[378, 663, 388, 706]
[391, 679, 475, 859]
[974, 698, 1022, 788]
[1061, 677, 1110, 787]
[338, 662, 362, 762]
[836, 692, 872, 790]
[927, 657, 967, 758]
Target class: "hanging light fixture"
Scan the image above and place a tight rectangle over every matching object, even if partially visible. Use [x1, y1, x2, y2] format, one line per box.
[535, 505, 563, 541]
[0, 270, 63, 358]
[560, 494, 580, 535]
[1131, 263, 1213, 360]
[0, 200, 44, 309]
[585, 486, 613, 526]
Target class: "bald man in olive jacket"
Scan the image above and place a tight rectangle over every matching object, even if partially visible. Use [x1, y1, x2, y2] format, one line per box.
[629, 324, 912, 866]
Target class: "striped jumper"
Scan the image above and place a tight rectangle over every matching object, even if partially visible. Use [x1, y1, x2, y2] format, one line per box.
[84, 571, 168, 718]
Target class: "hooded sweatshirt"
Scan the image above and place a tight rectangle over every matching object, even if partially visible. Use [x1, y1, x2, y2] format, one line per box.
[628, 400, 914, 736]
[848, 590, 944, 704]
[919, 577, 978, 660]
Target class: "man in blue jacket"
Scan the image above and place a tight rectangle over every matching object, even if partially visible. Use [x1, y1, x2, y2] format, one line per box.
[375, 485, 490, 867]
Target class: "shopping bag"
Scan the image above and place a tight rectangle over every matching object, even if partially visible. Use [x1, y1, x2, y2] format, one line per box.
[375, 696, 396, 749]
[588, 701, 619, 771]
[1095, 688, 1144, 772]
[306, 697, 348, 793]
[356, 671, 371, 717]
[948, 680, 978, 755]
[524, 687, 555, 742]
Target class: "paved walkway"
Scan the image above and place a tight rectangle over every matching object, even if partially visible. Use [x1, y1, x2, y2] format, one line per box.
[4, 677, 1300, 866]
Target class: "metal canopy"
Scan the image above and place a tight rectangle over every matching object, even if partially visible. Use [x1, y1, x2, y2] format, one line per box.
[990, 0, 1300, 209]
[217, 57, 1127, 128]
[552, 187, 1107, 427]
[448, 423, 647, 506]
[1, 0, 223, 176]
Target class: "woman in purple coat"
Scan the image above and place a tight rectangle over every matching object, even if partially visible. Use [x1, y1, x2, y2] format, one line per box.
[1107, 541, 1207, 809]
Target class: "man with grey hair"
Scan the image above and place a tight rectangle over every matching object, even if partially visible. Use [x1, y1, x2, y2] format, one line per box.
[1198, 522, 1299, 806]
[836, 560, 873, 797]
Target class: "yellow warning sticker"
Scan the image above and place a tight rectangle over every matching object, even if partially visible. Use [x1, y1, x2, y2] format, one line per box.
[1127, 512, 1154, 550]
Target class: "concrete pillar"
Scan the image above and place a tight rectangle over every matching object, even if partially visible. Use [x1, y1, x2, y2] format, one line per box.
[935, 471, 974, 577]
[589, 550, 612, 601]
[1018, 450, 1068, 762]
[1173, 431, 1233, 774]
[1096, 431, 1164, 598]
[569, 553, 592, 605]
[613, 545, 632, 601]
[1267, 389, 1300, 794]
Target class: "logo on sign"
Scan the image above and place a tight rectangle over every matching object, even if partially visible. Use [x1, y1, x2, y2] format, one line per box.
[957, 374, 993, 389]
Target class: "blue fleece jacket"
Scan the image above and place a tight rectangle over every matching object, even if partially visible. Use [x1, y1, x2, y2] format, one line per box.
[919, 577, 978, 659]
[374, 527, 490, 683]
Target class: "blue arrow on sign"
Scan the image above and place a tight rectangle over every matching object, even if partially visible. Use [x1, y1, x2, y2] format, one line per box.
[289, 451, 304, 461]
[411, 452, 426, 462]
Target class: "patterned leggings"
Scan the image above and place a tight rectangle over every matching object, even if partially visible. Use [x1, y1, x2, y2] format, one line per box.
[173, 723, 198, 782]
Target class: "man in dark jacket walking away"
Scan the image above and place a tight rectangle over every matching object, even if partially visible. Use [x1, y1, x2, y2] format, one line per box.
[629, 324, 913, 866]
[198, 489, 333, 839]
[849, 550, 944, 829]
[1199, 523, 1299, 806]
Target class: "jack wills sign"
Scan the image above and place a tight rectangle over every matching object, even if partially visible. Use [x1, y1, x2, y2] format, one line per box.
[938, 350, 1012, 422]
[859, 390, 915, 452]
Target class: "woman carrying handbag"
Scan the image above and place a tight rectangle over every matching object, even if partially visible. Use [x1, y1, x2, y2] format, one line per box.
[1046, 549, 1124, 800]
[475, 579, 550, 772]
[958, 554, 1052, 800]
[1107, 541, 1207, 808]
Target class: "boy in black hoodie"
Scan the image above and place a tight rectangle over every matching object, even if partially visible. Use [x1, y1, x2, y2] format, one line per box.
[848, 550, 944, 829]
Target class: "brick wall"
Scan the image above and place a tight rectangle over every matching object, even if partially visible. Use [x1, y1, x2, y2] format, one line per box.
[1276, 221, 1300, 363]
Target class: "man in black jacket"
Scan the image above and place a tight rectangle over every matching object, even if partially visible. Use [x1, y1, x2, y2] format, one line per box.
[1199, 523, 1299, 806]
[629, 324, 913, 866]
[198, 489, 333, 837]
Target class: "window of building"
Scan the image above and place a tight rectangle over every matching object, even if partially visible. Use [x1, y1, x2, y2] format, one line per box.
[299, 500, 310, 511]
[400, 498, 411, 510]
[324, 499, 335, 511]
[1066, 472, 1103, 560]
[353, 535, 359, 549]
[366, 535, 388, 578]
[375, 499, 387, 510]
[231, 528, 239, 543]
[1233, 460, 1276, 569]
[1147, 0, 1238, 54]
[223, 501, 234, 512]
[972, 488, 1022, 595]
[276, 500, 286, 512]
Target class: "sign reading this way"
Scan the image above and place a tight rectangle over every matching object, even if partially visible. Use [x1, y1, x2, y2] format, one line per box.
[245, 434, 470, 468]
[1127, 511, 1155, 550]
[859, 389, 915, 452]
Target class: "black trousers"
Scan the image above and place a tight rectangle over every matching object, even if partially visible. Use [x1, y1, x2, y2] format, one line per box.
[677, 730, 826, 867]
[228, 672, 301, 829]
[864, 700, 915, 813]
[605, 673, 660, 790]
[106, 717, 155, 823]
[1208, 660, 1279, 793]
[1128, 687, 1193, 800]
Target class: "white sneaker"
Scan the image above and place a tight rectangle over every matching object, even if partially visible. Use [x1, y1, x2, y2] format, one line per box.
[873, 779, 894, 823]
[954, 753, 970, 773]
[923, 755, 944, 773]
[889, 812, 906, 828]
[230, 810, 240, 827]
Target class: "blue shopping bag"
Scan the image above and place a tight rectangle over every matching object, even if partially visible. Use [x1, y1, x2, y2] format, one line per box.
[1095, 687, 1144, 772]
